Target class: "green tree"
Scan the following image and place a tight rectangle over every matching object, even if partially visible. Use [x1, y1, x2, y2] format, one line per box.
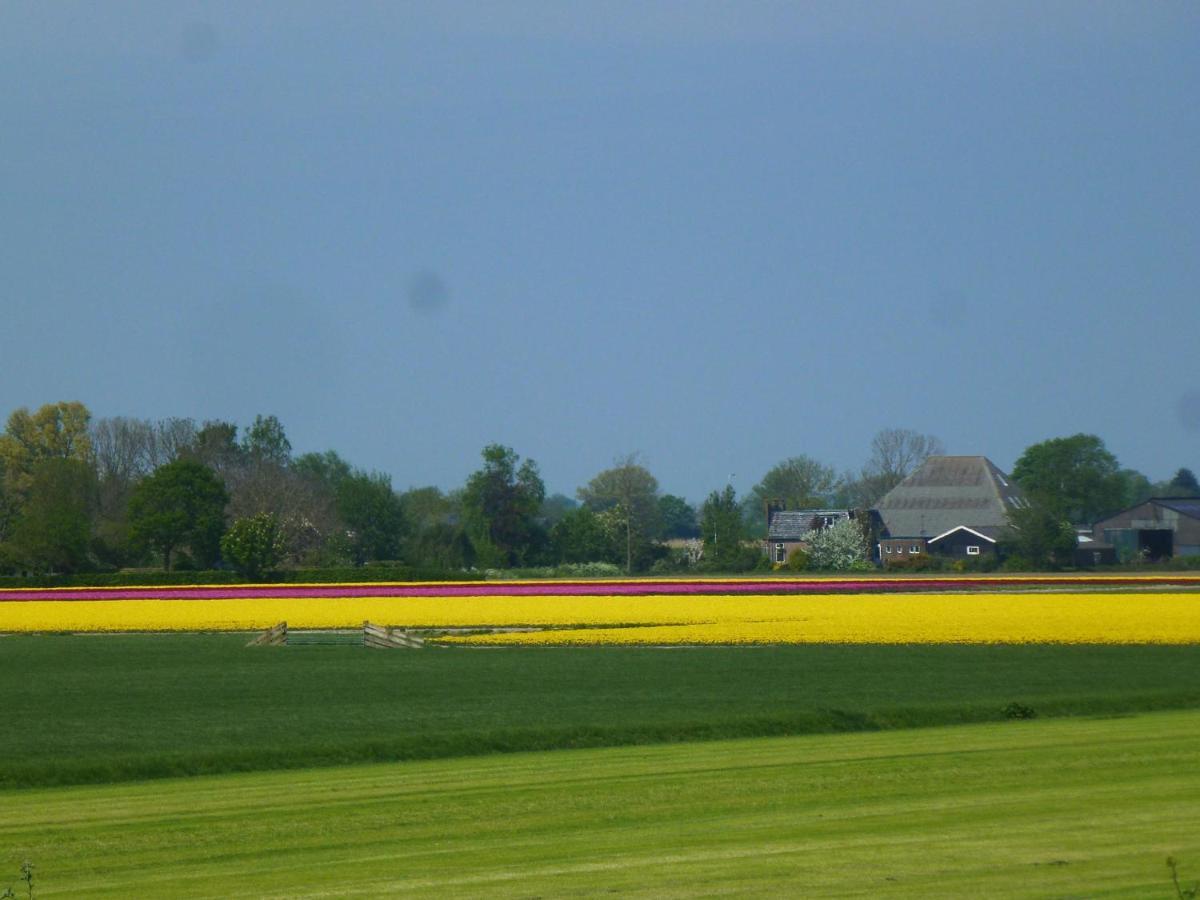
[1168, 468, 1200, 496]
[220, 513, 285, 580]
[1011, 434, 1126, 525]
[8, 458, 97, 574]
[337, 471, 407, 564]
[539, 493, 578, 528]
[128, 460, 229, 570]
[293, 450, 353, 490]
[1116, 468, 1154, 508]
[462, 444, 546, 568]
[744, 455, 839, 535]
[549, 507, 620, 564]
[700, 484, 752, 571]
[658, 494, 699, 539]
[0, 401, 93, 520]
[749, 455, 838, 510]
[1002, 500, 1077, 569]
[187, 420, 243, 475]
[577, 455, 660, 573]
[409, 522, 475, 570]
[242, 414, 292, 465]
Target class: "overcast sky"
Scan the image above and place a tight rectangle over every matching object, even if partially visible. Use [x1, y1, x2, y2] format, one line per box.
[3, 2, 1197, 501]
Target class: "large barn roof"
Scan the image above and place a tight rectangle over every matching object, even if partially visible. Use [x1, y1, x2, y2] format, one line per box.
[874, 456, 1023, 538]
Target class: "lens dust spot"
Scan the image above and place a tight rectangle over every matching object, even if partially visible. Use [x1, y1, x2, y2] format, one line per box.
[1177, 390, 1200, 432]
[407, 270, 450, 315]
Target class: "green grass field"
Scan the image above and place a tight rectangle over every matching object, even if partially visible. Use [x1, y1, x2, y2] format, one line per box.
[3, 635, 1200, 788]
[2, 710, 1198, 897]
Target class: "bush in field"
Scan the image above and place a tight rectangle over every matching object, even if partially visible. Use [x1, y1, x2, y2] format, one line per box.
[805, 518, 868, 570]
[886, 553, 944, 572]
[220, 513, 284, 580]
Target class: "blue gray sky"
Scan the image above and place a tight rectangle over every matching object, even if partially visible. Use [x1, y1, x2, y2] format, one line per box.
[3, 2, 1197, 501]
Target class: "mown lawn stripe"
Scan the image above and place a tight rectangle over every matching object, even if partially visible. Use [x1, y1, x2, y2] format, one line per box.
[1, 711, 1197, 897]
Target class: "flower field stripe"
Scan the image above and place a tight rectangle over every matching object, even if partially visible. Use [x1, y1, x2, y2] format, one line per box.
[2, 591, 1199, 642]
[2, 573, 1199, 601]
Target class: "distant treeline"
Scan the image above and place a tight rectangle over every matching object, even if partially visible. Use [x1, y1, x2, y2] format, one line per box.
[0, 402, 1195, 577]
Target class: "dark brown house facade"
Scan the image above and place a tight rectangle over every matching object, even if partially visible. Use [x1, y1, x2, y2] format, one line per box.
[1091, 498, 1200, 561]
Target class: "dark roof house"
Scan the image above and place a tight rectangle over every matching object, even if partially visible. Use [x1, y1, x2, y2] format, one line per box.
[873, 456, 1024, 559]
[763, 508, 854, 564]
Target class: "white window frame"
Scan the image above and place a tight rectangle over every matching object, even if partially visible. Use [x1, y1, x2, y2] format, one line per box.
[775, 543, 786, 563]
[910, 544, 920, 554]
[966, 545, 981, 555]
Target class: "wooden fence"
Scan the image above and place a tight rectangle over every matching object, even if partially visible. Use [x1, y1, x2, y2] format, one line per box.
[247, 621, 425, 648]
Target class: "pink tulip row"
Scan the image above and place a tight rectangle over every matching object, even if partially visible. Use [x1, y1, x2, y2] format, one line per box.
[1, 574, 1198, 602]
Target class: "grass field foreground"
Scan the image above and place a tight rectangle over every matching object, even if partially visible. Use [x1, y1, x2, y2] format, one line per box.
[4, 636, 1200, 789]
[2, 710, 1197, 897]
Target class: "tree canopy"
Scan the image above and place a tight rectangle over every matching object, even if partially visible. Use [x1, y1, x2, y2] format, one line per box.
[128, 459, 229, 570]
[1011, 434, 1126, 525]
[462, 444, 546, 567]
[578, 456, 660, 573]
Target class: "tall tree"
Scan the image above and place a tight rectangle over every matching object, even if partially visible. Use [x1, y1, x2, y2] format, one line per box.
[577, 455, 660, 573]
[745, 455, 839, 535]
[857, 428, 945, 505]
[242, 414, 292, 465]
[188, 420, 243, 476]
[700, 484, 749, 570]
[462, 444, 546, 567]
[749, 456, 839, 510]
[1168, 468, 1200, 496]
[0, 401, 93, 498]
[7, 458, 97, 574]
[128, 459, 229, 570]
[658, 494, 699, 539]
[1011, 434, 1125, 525]
[337, 470, 407, 564]
[549, 507, 620, 564]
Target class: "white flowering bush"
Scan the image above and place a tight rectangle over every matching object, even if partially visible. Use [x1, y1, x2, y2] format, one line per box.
[805, 518, 869, 570]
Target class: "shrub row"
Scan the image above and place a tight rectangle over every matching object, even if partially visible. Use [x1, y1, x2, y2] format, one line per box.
[0, 565, 484, 589]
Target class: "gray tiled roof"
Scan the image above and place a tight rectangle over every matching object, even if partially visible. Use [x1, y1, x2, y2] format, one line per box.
[874, 456, 1023, 539]
[767, 509, 852, 542]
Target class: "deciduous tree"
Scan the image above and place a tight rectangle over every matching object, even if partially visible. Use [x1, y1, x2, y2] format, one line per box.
[8, 458, 96, 574]
[462, 444, 546, 568]
[578, 455, 660, 573]
[128, 459, 229, 570]
[1011, 434, 1125, 525]
[221, 513, 285, 579]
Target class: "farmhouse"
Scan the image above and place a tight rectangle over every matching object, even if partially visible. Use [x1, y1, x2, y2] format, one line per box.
[1091, 497, 1200, 561]
[872, 456, 1024, 561]
[764, 505, 854, 564]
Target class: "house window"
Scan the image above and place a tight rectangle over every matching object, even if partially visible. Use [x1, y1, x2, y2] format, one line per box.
[885, 546, 893, 554]
[966, 545, 981, 555]
[775, 543, 786, 563]
[822, 516, 836, 527]
[910, 544, 920, 554]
